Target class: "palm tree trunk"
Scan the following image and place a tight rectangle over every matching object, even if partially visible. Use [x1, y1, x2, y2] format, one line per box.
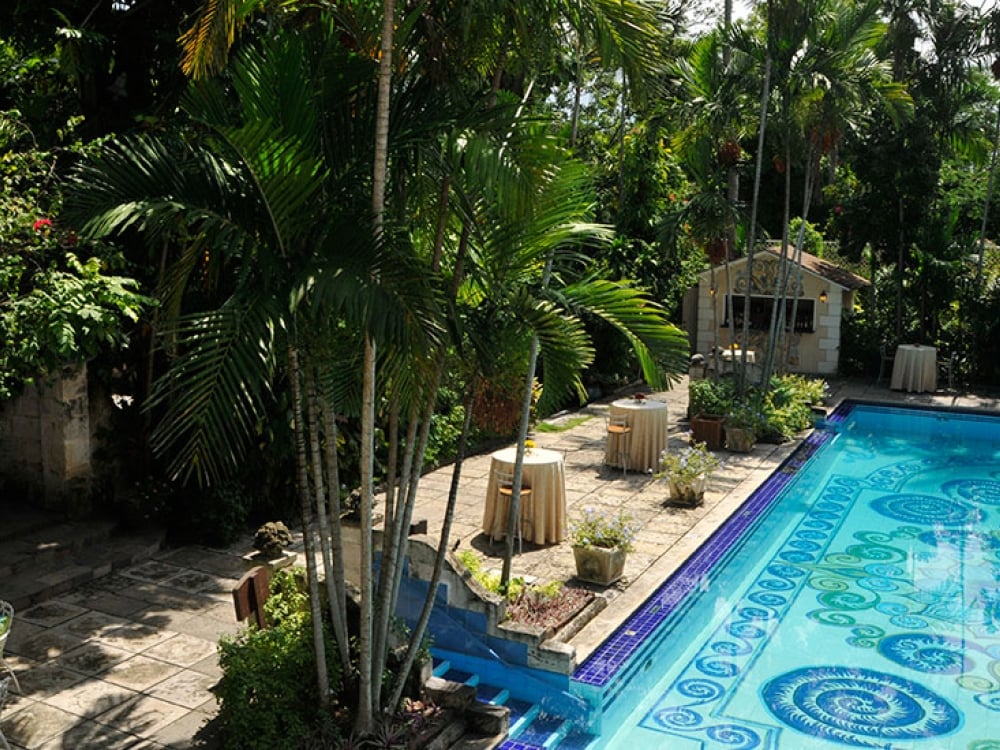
[387, 380, 477, 711]
[783, 148, 817, 371]
[740, 57, 772, 370]
[287, 344, 330, 709]
[359, 0, 396, 728]
[320, 396, 351, 678]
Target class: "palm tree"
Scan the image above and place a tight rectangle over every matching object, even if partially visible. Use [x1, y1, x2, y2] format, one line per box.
[66, 22, 445, 724]
[735, 0, 910, 383]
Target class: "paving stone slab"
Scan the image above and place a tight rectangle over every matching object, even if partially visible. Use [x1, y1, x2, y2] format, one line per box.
[18, 600, 89, 628]
[146, 670, 218, 710]
[53, 610, 130, 640]
[142, 635, 216, 669]
[43, 677, 137, 719]
[34, 718, 144, 750]
[98, 622, 179, 653]
[4, 700, 86, 747]
[12, 628, 83, 664]
[12, 661, 89, 699]
[95, 694, 191, 738]
[102, 654, 182, 691]
[56, 640, 133, 676]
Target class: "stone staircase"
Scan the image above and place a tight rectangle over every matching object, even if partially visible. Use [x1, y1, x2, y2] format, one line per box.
[0, 505, 165, 612]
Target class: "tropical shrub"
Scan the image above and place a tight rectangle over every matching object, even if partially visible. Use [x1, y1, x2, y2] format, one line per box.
[216, 569, 341, 750]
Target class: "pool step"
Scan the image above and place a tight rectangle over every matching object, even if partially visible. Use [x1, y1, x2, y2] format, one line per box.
[431, 659, 600, 750]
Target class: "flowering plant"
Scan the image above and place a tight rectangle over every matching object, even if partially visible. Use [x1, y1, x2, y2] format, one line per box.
[725, 402, 765, 435]
[658, 441, 720, 485]
[570, 508, 637, 552]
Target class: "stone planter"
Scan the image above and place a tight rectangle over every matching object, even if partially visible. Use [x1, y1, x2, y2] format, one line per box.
[242, 549, 297, 575]
[572, 545, 627, 586]
[725, 427, 755, 453]
[690, 414, 725, 450]
[668, 474, 707, 507]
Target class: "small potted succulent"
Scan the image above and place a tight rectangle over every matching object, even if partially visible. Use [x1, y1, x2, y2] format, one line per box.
[569, 508, 638, 586]
[243, 521, 297, 573]
[658, 441, 721, 507]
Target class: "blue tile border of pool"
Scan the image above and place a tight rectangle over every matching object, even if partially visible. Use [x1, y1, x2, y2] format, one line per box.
[495, 402, 860, 750]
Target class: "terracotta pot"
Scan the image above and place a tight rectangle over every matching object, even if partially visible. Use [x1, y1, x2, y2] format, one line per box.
[725, 427, 755, 453]
[668, 474, 707, 507]
[690, 414, 725, 450]
[572, 545, 627, 586]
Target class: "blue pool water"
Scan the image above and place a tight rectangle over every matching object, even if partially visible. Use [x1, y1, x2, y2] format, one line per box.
[571, 402, 1000, 749]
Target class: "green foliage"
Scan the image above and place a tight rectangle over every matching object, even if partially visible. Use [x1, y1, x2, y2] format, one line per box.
[116, 478, 177, 530]
[0, 145, 151, 401]
[454, 549, 565, 604]
[788, 218, 825, 257]
[756, 375, 826, 443]
[658, 441, 720, 484]
[216, 569, 340, 750]
[168, 479, 252, 548]
[688, 377, 734, 416]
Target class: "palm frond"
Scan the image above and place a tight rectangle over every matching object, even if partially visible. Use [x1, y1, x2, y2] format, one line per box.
[147, 298, 277, 485]
[555, 279, 690, 390]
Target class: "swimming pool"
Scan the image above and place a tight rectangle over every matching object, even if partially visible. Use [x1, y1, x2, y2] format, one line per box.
[568, 401, 1000, 749]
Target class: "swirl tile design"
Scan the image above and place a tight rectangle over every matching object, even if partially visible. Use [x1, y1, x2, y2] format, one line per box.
[617, 404, 1000, 749]
[763, 666, 961, 746]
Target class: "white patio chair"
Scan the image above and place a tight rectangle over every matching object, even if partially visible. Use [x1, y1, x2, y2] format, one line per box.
[937, 351, 957, 391]
[0, 674, 15, 750]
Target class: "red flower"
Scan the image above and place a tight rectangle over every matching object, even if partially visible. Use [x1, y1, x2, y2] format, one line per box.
[33, 218, 53, 231]
[834, 205, 843, 215]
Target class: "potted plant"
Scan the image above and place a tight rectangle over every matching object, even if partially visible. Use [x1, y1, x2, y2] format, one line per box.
[569, 508, 638, 586]
[243, 521, 297, 573]
[658, 441, 721, 507]
[688, 378, 732, 450]
[725, 402, 764, 453]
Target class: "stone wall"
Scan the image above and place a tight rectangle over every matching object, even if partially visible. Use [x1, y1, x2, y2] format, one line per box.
[0, 365, 92, 515]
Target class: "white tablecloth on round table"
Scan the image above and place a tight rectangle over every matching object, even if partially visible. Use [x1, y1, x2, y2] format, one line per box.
[720, 348, 756, 364]
[890, 344, 937, 393]
[481, 447, 566, 545]
[605, 398, 669, 472]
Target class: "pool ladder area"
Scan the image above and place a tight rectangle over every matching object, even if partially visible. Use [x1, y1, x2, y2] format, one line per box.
[432, 660, 598, 749]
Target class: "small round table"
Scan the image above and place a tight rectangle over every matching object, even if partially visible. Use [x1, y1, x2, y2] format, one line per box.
[891, 344, 937, 393]
[605, 398, 669, 473]
[481, 447, 567, 545]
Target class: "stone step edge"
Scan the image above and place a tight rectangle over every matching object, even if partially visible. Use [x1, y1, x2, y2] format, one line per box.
[3, 531, 165, 611]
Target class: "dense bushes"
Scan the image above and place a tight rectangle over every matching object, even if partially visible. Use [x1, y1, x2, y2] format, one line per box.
[689, 374, 826, 443]
[216, 569, 341, 750]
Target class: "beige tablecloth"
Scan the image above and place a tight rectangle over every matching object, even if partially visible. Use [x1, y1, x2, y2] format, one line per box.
[891, 344, 937, 393]
[481, 447, 566, 545]
[605, 398, 669, 472]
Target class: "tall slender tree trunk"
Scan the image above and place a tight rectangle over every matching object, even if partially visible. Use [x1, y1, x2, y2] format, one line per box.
[319, 397, 351, 678]
[387, 381, 477, 711]
[358, 0, 396, 729]
[740, 58, 772, 375]
[287, 345, 330, 708]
